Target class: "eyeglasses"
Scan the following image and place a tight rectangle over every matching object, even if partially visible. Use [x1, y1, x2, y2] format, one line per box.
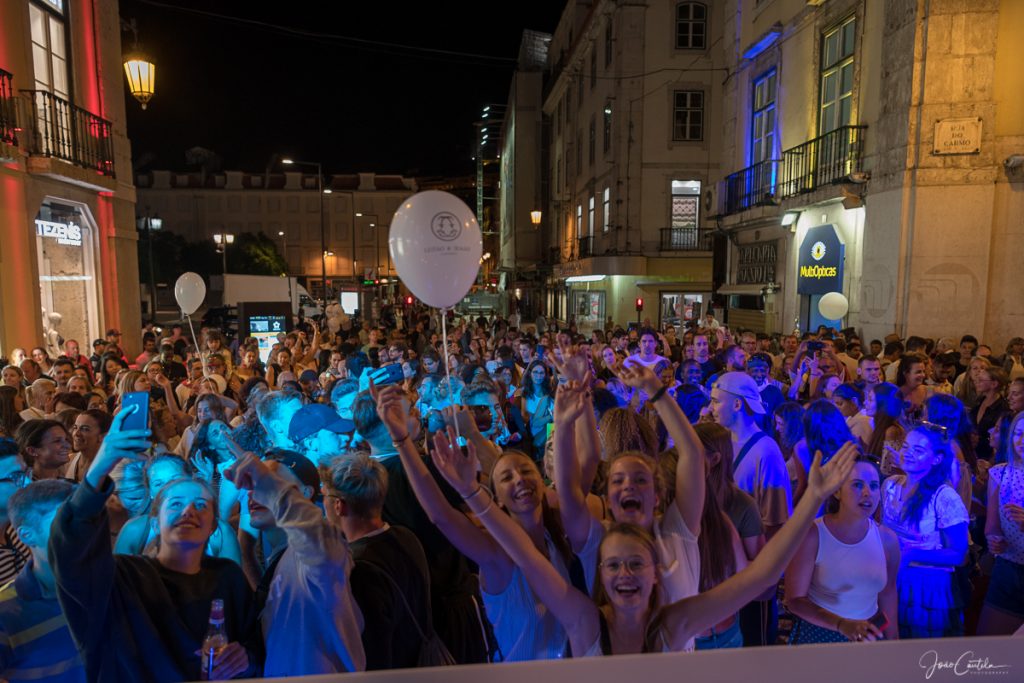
[599, 557, 652, 575]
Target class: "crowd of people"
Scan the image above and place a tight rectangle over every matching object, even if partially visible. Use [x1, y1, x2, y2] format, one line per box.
[0, 308, 1021, 680]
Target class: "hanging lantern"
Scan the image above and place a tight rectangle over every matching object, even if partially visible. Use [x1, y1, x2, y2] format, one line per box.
[123, 50, 155, 110]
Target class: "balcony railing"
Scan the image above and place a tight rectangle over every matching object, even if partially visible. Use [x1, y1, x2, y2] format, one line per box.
[659, 227, 714, 252]
[0, 69, 15, 146]
[778, 125, 865, 198]
[24, 90, 115, 177]
[723, 159, 778, 214]
[576, 235, 594, 259]
[720, 125, 867, 216]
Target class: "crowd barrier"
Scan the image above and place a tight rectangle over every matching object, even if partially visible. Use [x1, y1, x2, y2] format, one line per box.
[232, 635, 1021, 683]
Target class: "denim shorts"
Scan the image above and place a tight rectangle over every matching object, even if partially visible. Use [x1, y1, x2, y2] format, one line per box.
[985, 556, 1024, 619]
[695, 617, 743, 650]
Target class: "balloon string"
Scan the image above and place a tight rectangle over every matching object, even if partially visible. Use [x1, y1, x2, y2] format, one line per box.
[185, 313, 210, 379]
[440, 307, 462, 443]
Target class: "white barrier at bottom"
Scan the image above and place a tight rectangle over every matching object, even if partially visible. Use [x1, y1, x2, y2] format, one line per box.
[229, 635, 1021, 683]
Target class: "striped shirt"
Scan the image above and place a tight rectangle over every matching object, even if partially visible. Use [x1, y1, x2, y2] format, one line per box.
[0, 526, 29, 588]
[0, 561, 85, 682]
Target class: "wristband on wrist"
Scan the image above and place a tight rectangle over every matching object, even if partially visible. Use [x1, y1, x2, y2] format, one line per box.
[392, 432, 411, 445]
[462, 486, 485, 502]
[649, 385, 669, 404]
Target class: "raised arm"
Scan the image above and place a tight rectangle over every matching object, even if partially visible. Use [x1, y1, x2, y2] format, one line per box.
[431, 431, 600, 655]
[614, 362, 704, 535]
[371, 384, 510, 585]
[552, 382, 601, 551]
[662, 442, 857, 649]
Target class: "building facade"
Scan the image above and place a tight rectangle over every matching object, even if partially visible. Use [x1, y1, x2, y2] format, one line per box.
[0, 0, 140, 356]
[714, 0, 1024, 346]
[530, 0, 726, 332]
[135, 170, 417, 303]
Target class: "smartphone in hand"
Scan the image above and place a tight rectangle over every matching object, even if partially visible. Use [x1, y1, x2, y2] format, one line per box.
[120, 392, 150, 432]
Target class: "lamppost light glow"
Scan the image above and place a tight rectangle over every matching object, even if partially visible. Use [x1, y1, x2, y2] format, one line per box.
[323, 188, 332, 194]
[281, 158, 294, 165]
[123, 52, 155, 110]
[530, 210, 542, 225]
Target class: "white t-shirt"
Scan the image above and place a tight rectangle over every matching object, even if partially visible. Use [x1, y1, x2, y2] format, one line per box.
[989, 464, 1024, 565]
[882, 477, 969, 552]
[626, 354, 670, 371]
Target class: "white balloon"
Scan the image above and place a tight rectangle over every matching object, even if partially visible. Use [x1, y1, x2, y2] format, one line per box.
[818, 291, 849, 320]
[174, 272, 207, 315]
[388, 191, 482, 309]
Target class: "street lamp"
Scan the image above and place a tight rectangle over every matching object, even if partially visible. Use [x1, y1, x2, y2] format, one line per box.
[121, 19, 155, 110]
[531, 210, 542, 227]
[136, 211, 161, 319]
[213, 232, 234, 274]
[281, 157, 330, 305]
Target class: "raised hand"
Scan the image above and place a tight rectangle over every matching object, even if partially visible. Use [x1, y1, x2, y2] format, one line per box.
[223, 450, 271, 492]
[370, 382, 410, 438]
[612, 360, 662, 396]
[806, 441, 858, 502]
[84, 405, 152, 489]
[554, 380, 590, 423]
[430, 427, 480, 497]
[191, 452, 215, 482]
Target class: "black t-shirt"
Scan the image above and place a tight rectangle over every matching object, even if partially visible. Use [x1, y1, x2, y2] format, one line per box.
[350, 525, 432, 670]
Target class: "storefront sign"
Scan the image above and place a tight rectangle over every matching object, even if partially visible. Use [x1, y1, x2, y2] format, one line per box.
[35, 219, 83, 246]
[797, 224, 844, 295]
[933, 117, 981, 155]
[736, 241, 777, 284]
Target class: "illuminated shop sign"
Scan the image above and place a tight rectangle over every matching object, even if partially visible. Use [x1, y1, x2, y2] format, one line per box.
[35, 219, 83, 246]
[797, 224, 844, 295]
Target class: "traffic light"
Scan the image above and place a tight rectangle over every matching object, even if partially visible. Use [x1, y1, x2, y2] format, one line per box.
[635, 297, 644, 312]
[405, 296, 413, 306]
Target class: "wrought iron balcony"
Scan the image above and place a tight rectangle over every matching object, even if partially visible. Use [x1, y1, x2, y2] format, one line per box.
[777, 125, 866, 199]
[576, 235, 594, 258]
[0, 69, 16, 146]
[723, 159, 778, 214]
[659, 227, 714, 252]
[720, 125, 867, 216]
[24, 90, 115, 177]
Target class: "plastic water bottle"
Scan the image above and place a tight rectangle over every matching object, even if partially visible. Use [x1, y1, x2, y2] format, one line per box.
[200, 599, 227, 680]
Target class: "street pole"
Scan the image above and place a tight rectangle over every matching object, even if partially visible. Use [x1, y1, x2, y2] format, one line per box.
[319, 162, 327, 309]
[221, 241, 227, 275]
[146, 218, 156, 320]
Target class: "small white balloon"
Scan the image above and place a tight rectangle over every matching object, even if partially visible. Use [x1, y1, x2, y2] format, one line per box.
[818, 291, 849, 320]
[389, 191, 482, 309]
[174, 272, 207, 315]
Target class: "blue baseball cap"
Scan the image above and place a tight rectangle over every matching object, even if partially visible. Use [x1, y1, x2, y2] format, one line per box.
[288, 403, 355, 442]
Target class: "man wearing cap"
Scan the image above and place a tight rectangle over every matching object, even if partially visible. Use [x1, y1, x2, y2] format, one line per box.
[88, 339, 107, 376]
[709, 371, 791, 648]
[226, 449, 365, 675]
[746, 352, 785, 429]
[288, 404, 354, 466]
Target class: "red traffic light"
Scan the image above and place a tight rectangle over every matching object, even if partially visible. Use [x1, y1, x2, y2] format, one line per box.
[635, 297, 644, 312]
[405, 296, 413, 305]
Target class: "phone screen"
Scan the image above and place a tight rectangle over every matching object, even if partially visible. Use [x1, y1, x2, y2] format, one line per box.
[120, 391, 150, 432]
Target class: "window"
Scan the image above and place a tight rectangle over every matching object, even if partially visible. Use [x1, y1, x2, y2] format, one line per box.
[752, 70, 777, 163]
[675, 3, 707, 50]
[576, 131, 582, 173]
[671, 180, 701, 229]
[576, 204, 583, 239]
[602, 188, 611, 232]
[820, 16, 856, 134]
[672, 91, 704, 141]
[590, 49, 597, 89]
[588, 196, 595, 237]
[29, 2, 68, 98]
[588, 116, 596, 166]
[605, 22, 613, 67]
[603, 103, 612, 153]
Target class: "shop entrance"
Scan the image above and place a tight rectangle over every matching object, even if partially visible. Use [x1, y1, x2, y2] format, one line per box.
[658, 292, 703, 333]
[35, 199, 100, 352]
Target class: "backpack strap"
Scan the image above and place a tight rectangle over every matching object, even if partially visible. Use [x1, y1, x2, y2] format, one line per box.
[733, 431, 769, 473]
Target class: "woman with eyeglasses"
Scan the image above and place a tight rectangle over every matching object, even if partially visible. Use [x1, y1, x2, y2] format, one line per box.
[14, 419, 71, 481]
[51, 408, 261, 680]
[786, 456, 901, 643]
[882, 424, 970, 638]
[972, 366, 1010, 463]
[520, 361, 555, 457]
[66, 409, 113, 482]
[978, 412, 1024, 635]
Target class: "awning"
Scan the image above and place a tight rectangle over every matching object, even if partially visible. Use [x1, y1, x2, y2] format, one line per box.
[717, 283, 767, 295]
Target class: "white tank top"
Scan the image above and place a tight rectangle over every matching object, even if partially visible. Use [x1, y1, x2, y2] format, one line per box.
[806, 518, 887, 620]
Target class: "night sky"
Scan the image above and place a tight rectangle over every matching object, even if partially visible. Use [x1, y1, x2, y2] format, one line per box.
[121, 0, 564, 178]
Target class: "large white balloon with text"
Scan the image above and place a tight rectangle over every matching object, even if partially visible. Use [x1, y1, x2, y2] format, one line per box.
[389, 191, 482, 309]
[174, 272, 207, 315]
[818, 291, 849, 320]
